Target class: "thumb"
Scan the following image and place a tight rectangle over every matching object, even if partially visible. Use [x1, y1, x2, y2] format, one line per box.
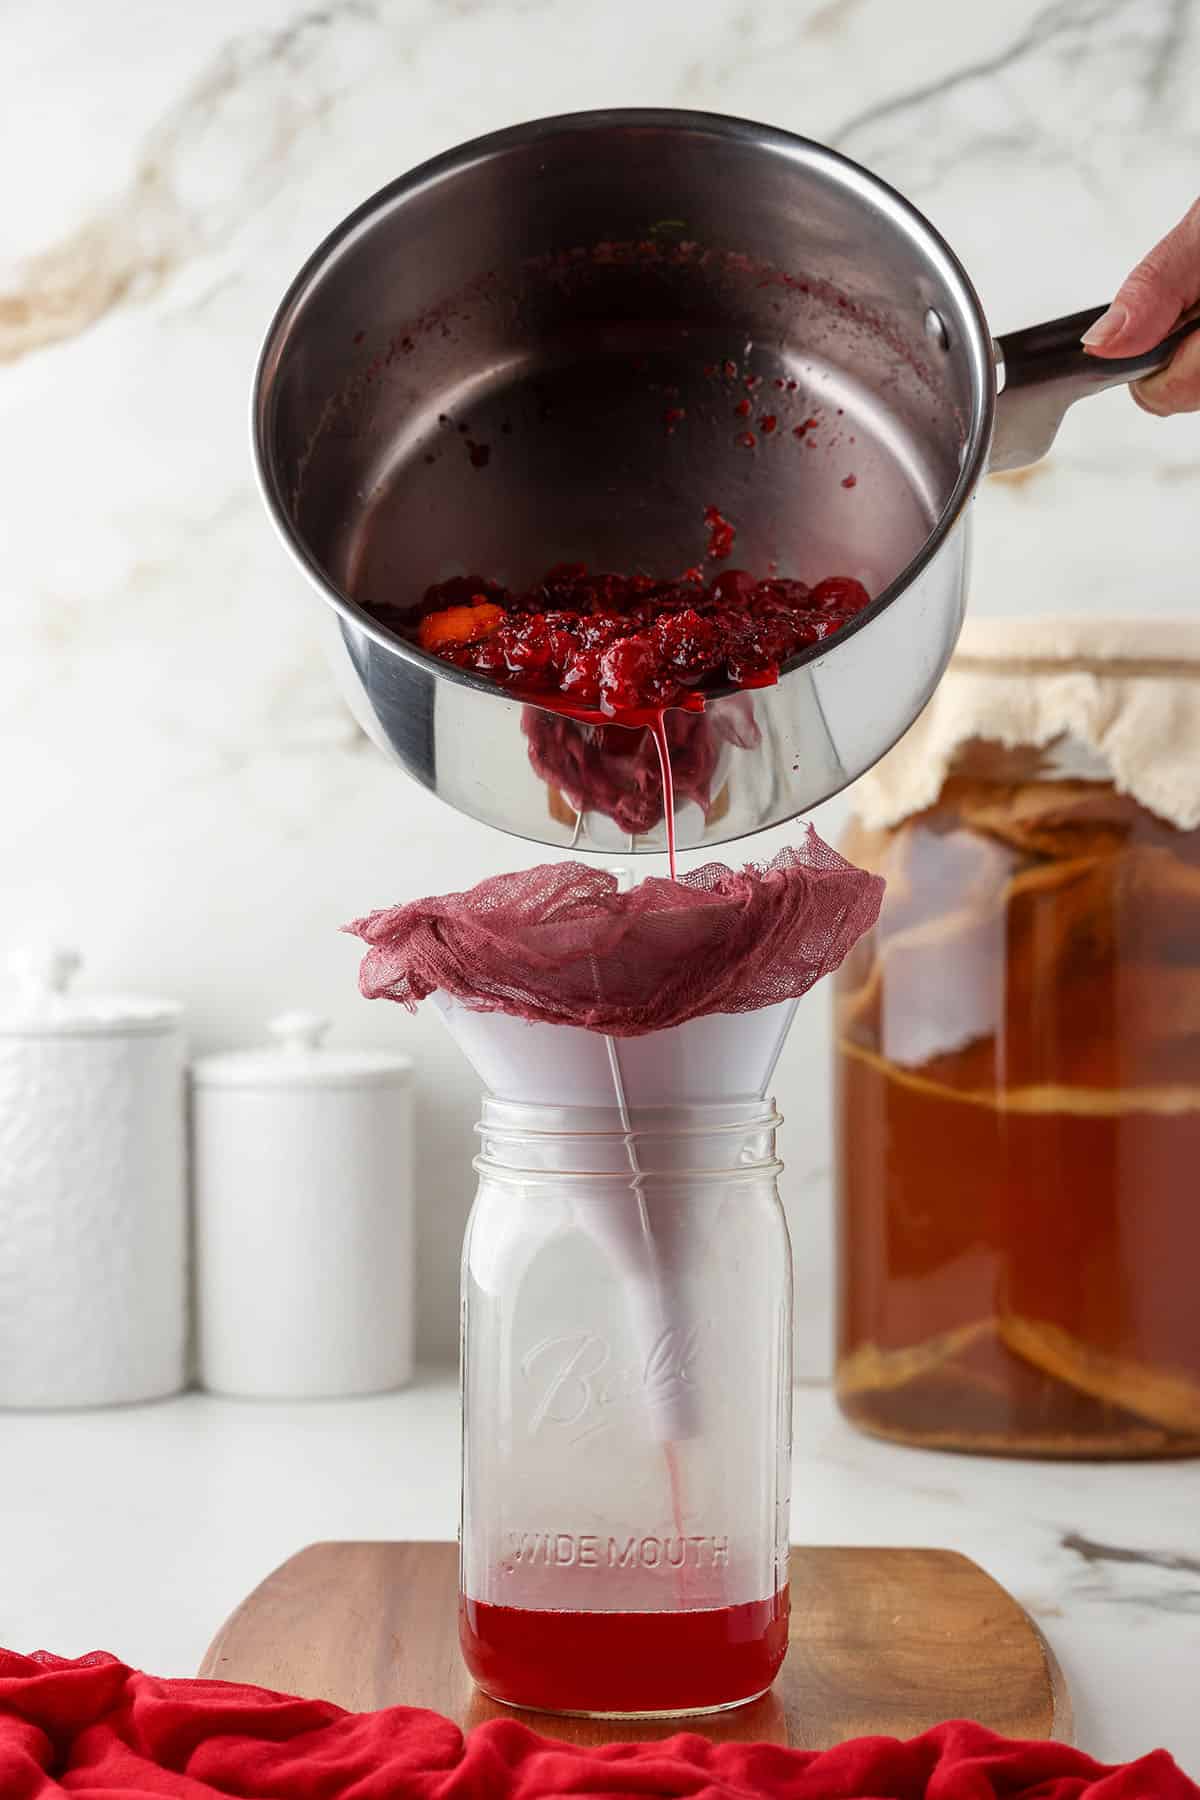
[1082, 198, 1200, 358]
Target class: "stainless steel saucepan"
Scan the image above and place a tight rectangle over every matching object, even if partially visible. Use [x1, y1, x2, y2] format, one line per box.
[253, 109, 1198, 853]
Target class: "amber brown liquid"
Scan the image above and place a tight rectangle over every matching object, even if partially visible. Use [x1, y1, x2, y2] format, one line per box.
[835, 775, 1200, 1457]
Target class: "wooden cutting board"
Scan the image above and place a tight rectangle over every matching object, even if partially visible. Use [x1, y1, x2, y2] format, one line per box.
[200, 1542, 1070, 1749]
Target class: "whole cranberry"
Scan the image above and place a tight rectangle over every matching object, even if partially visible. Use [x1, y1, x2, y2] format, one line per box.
[655, 609, 722, 677]
[560, 648, 602, 706]
[727, 649, 779, 685]
[710, 568, 756, 606]
[778, 614, 822, 655]
[577, 612, 624, 650]
[810, 575, 869, 612]
[470, 634, 509, 676]
[584, 573, 634, 613]
[502, 618, 554, 674]
[546, 629, 577, 670]
[536, 563, 589, 606]
[724, 614, 788, 683]
[757, 577, 810, 613]
[599, 636, 664, 713]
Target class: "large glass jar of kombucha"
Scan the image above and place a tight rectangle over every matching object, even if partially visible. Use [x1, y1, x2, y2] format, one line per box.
[834, 619, 1200, 1457]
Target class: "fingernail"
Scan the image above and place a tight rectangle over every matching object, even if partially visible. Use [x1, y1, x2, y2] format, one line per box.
[1081, 302, 1128, 349]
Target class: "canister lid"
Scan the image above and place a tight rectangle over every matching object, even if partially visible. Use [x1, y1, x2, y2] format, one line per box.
[192, 1011, 412, 1090]
[0, 946, 181, 1038]
[852, 615, 1200, 832]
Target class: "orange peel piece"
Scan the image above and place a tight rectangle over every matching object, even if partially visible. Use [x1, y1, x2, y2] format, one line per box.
[418, 601, 505, 651]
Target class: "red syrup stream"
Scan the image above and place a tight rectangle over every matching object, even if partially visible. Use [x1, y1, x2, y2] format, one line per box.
[663, 1438, 692, 1611]
[518, 690, 701, 879]
[648, 709, 677, 882]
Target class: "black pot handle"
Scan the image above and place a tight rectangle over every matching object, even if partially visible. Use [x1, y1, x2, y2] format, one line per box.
[989, 303, 1200, 472]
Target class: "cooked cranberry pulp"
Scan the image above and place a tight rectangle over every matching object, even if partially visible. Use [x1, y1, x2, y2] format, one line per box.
[373, 557, 871, 719]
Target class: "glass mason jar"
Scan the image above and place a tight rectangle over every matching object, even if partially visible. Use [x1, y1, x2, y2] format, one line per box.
[835, 735, 1200, 1457]
[459, 1098, 793, 1718]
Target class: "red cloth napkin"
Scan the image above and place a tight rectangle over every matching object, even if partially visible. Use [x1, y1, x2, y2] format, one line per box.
[0, 1648, 1192, 1799]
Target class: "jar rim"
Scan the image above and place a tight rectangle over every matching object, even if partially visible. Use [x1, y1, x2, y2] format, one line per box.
[476, 1097, 782, 1138]
[472, 1153, 784, 1185]
[474, 1096, 783, 1183]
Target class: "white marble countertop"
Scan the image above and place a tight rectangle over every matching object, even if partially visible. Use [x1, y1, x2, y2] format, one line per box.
[5, 1372, 1198, 1776]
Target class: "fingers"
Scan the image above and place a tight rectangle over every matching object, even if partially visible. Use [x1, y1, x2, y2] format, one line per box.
[1082, 198, 1200, 358]
[1131, 328, 1200, 414]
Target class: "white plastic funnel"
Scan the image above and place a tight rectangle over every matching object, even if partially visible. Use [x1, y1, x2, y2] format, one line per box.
[433, 995, 797, 1108]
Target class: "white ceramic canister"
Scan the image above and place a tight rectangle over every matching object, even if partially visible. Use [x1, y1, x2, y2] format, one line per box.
[193, 1012, 414, 1398]
[0, 947, 187, 1407]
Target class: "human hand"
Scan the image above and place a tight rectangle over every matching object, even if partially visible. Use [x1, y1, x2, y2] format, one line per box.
[1081, 201, 1200, 415]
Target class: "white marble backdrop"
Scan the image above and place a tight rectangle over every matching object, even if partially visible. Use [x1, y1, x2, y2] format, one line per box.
[2, 0, 1198, 1368]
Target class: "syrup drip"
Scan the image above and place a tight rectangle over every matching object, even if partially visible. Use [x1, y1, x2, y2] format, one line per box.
[647, 710, 678, 881]
[663, 1437, 691, 1608]
[520, 694, 693, 874]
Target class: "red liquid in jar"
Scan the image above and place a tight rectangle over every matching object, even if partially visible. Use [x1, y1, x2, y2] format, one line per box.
[460, 1586, 789, 1715]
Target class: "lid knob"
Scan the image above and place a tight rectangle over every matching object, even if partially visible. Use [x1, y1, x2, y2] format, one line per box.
[9, 945, 82, 1005]
[268, 1011, 332, 1056]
